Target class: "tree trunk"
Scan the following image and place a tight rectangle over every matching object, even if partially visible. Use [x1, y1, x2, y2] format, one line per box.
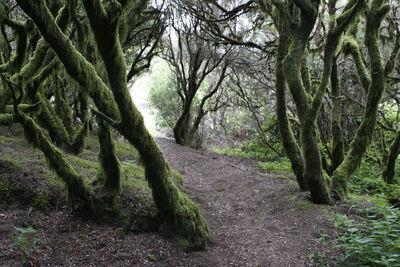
[97, 119, 121, 194]
[333, 0, 390, 198]
[330, 57, 344, 174]
[173, 104, 192, 146]
[274, 8, 307, 191]
[382, 130, 400, 184]
[17, 111, 94, 214]
[282, 0, 333, 204]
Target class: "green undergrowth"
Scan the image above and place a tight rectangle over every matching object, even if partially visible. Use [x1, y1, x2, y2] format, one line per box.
[0, 127, 156, 212]
[257, 160, 292, 174]
[349, 160, 400, 206]
[0, 135, 13, 144]
[213, 144, 278, 161]
[334, 201, 400, 266]
[213, 144, 291, 175]
[310, 159, 400, 266]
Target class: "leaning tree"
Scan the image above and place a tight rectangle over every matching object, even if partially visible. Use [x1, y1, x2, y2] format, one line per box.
[0, 0, 209, 250]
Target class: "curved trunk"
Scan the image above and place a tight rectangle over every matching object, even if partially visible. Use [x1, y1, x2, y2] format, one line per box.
[274, 16, 307, 191]
[333, 0, 390, 198]
[282, 0, 333, 204]
[17, 111, 93, 214]
[173, 104, 192, 146]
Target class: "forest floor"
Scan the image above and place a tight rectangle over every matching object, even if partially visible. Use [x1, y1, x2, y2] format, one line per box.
[0, 126, 343, 266]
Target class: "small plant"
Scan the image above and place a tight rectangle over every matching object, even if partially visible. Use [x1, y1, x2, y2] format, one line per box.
[147, 254, 156, 261]
[12, 227, 41, 261]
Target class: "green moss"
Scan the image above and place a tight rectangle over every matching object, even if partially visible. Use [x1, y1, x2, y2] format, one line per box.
[19, 112, 94, 214]
[97, 120, 121, 194]
[333, 0, 389, 199]
[37, 95, 69, 146]
[54, 79, 74, 134]
[342, 36, 370, 92]
[0, 2, 7, 23]
[171, 169, 183, 186]
[19, 0, 210, 249]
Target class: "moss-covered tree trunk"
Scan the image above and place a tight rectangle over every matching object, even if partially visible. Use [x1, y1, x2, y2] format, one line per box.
[15, 110, 93, 214]
[281, 0, 334, 204]
[97, 119, 121, 194]
[330, 58, 344, 174]
[382, 129, 400, 184]
[83, 0, 209, 248]
[332, 0, 390, 198]
[272, 5, 307, 191]
[16, 0, 209, 250]
[281, 0, 363, 204]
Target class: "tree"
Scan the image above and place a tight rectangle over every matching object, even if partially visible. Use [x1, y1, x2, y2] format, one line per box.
[0, 0, 209, 250]
[186, 0, 396, 204]
[162, 10, 230, 147]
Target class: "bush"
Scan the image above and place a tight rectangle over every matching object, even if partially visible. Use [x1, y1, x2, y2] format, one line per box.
[147, 59, 182, 132]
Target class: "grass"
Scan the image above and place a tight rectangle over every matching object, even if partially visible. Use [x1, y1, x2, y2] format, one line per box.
[213, 144, 292, 175]
[0, 126, 152, 210]
[121, 160, 148, 191]
[257, 160, 292, 174]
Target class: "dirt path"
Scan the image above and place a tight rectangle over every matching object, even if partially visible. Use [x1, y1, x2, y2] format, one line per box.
[156, 138, 335, 266]
[0, 133, 336, 266]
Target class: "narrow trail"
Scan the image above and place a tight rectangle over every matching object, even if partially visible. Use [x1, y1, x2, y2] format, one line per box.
[0, 127, 336, 266]
[156, 138, 335, 266]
